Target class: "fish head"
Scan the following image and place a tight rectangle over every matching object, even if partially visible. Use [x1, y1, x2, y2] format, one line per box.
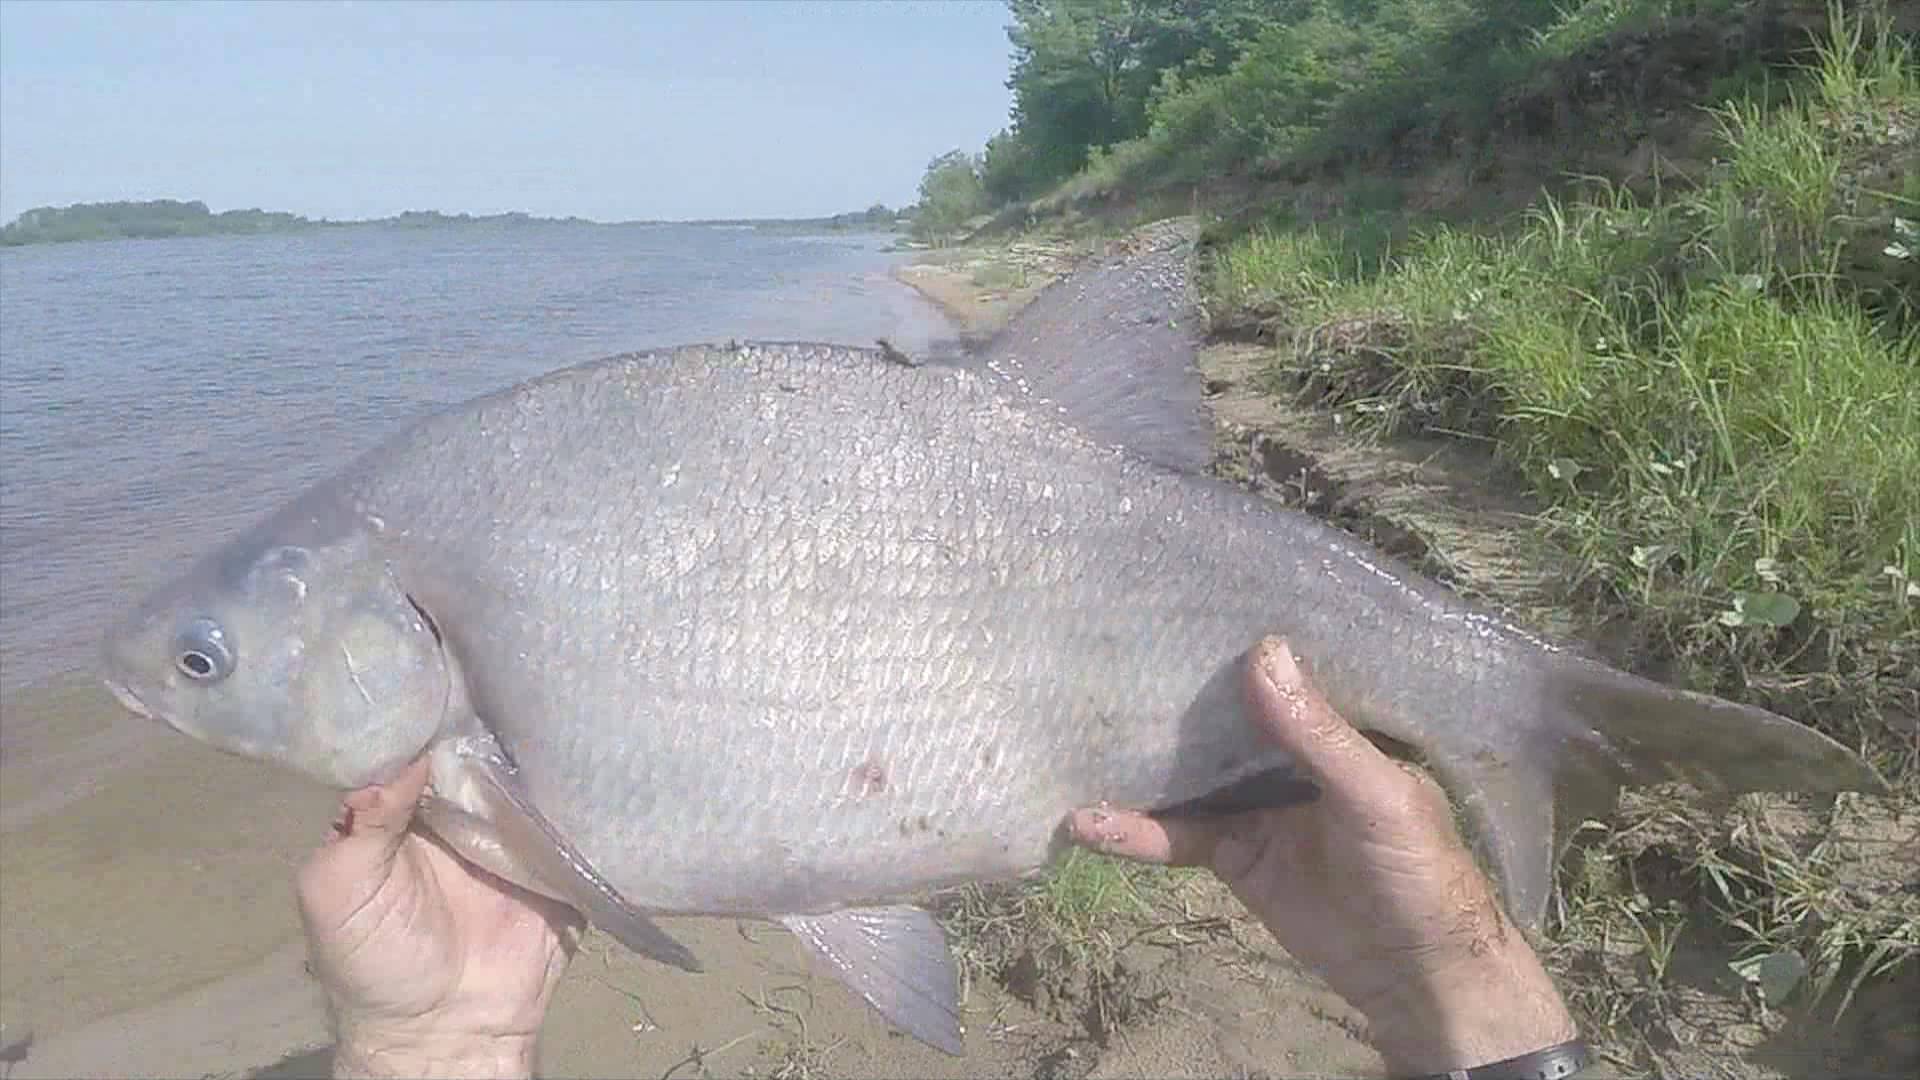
[100, 511, 450, 790]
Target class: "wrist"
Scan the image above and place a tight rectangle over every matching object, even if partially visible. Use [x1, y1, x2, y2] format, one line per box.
[1359, 940, 1577, 1075]
[332, 1029, 537, 1079]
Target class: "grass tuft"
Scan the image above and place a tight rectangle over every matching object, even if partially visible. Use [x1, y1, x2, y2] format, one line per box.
[931, 851, 1225, 1046]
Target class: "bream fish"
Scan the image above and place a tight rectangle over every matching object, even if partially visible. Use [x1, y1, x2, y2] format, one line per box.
[100, 222, 1885, 1054]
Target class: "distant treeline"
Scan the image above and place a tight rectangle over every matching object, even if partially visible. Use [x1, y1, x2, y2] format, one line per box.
[1, 199, 908, 247]
[1, 199, 316, 245]
[686, 203, 908, 232]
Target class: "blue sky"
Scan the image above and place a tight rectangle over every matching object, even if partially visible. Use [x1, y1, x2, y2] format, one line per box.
[0, 0, 1016, 223]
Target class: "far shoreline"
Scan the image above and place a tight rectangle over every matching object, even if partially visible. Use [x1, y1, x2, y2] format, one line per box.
[1, 198, 911, 249]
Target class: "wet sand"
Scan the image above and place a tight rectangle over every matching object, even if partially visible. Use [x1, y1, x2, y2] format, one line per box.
[0, 679, 337, 1076]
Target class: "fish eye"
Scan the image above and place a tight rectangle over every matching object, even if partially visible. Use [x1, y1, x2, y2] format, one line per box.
[173, 617, 235, 683]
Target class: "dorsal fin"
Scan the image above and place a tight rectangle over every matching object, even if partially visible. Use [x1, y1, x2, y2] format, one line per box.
[957, 218, 1216, 473]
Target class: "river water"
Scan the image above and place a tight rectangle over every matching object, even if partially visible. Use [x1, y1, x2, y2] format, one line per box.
[0, 223, 952, 732]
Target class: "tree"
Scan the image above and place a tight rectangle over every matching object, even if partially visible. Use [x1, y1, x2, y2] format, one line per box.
[981, 126, 1048, 205]
[912, 150, 987, 243]
[997, 0, 1299, 195]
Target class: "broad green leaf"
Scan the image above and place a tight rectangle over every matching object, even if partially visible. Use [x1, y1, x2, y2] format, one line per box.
[1734, 591, 1801, 627]
[1729, 950, 1808, 1006]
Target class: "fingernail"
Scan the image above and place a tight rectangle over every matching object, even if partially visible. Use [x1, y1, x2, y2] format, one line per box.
[1258, 638, 1298, 688]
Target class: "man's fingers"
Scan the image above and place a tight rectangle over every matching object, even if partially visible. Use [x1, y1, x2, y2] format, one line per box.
[301, 756, 432, 899]
[1245, 638, 1400, 804]
[342, 755, 432, 836]
[1067, 806, 1222, 868]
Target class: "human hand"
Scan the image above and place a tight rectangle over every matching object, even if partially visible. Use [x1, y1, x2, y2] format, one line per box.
[296, 756, 583, 1079]
[1068, 637, 1577, 1074]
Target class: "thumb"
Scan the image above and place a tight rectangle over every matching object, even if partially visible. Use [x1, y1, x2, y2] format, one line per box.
[1244, 637, 1400, 804]
[341, 754, 431, 840]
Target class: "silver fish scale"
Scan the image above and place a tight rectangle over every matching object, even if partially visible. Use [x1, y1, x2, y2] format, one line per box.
[347, 343, 1494, 917]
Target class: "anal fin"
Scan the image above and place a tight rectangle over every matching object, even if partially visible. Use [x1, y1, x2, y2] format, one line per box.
[780, 906, 963, 1055]
[429, 737, 702, 973]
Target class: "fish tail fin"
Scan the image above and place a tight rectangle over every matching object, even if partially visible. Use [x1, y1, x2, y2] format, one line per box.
[1434, 654, 1886, 931]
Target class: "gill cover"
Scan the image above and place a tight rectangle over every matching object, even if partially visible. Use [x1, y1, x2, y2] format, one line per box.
[282, 544, 452, 788]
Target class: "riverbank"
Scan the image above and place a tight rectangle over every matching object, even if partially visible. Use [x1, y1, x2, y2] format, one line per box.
[903, 3, 1917, 1069]
[891, 209, 1918, 1079]
[888, 239, 1079, 346]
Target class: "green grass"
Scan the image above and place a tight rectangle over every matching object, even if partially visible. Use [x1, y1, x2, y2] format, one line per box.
[1206, 224, 1352, 319]
[968, 260, 1030, 292]
[1200, 4, 1918, 1066]
[931, 848, 1222, 1043]
[1211, 4, 1918, 750]
[936, 850, 1164, 988]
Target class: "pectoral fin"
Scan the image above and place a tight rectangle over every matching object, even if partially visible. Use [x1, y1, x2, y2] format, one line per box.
[429, 738, 702, 973]
[780, 906, 964, 1055]
[416, 795, 565, 902]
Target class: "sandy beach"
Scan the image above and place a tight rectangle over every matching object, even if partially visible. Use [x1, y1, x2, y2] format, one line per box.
[0, 677, 339, 1076]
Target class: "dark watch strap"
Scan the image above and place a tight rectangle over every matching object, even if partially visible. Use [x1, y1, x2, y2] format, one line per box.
[1403, 1038, 1593, 1080]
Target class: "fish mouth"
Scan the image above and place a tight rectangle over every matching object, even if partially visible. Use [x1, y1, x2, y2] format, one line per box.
[103, 679, 151, 719]
[105, 679, 197, 739]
